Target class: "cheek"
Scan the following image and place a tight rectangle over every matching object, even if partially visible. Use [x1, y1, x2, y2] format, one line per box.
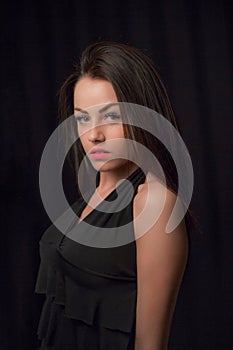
[107, 124, 125, 139]
[79, 134, 88, 150]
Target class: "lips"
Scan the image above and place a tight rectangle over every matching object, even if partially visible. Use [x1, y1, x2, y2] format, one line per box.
[89, 147, 111, 160]
[90, 148, 110, 154]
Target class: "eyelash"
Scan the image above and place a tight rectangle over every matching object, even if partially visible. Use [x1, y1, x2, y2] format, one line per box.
[74, 112, 121, 124]
[74, 115, 89, 123]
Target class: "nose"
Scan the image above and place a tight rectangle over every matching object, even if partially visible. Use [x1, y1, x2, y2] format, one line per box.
[88, 125, 105, 143]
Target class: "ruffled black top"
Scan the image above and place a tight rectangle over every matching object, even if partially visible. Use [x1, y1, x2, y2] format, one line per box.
[35, 166, 146, 350]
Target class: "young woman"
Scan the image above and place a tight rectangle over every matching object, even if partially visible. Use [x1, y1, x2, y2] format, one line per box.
[35, 41, 192, 350]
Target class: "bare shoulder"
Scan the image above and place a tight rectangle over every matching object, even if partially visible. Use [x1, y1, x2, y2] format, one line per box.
[133, 171, 189, 290]
[134, 171, 177, 218]
[133, 171, 188, 242]
[136, 171, 177, 199]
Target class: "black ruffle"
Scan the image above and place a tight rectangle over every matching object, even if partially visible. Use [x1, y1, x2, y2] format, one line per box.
[35, 238, 137, 349]
[35, 167, 147, 349]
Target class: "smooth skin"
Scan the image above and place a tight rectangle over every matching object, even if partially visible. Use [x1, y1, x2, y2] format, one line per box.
[73, 77, 189, 349]
[73, 76, 139, 221]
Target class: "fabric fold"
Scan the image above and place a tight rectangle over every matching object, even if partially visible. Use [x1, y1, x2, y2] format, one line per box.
[34, 167, 146, 349]
[35, 255, 137, 336]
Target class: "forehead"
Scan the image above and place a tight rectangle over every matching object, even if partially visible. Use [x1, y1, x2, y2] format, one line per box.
[74, 77, 118, 110]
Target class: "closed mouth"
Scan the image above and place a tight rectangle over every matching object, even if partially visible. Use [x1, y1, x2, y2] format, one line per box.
[90, 149, 110, 154]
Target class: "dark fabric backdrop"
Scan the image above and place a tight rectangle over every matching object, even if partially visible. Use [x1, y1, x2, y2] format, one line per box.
[1, 0, 232, 349]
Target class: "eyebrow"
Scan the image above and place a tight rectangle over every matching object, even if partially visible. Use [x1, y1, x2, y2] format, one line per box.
[74, 103, 119, 114]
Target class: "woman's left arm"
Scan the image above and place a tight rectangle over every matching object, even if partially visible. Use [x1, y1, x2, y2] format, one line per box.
[134, 184, 189, 350]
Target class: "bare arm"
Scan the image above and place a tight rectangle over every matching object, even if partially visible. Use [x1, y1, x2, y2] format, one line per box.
[133, 182, 189, 350]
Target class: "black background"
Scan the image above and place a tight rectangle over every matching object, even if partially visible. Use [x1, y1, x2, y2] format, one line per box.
[1, 0, 232, 349]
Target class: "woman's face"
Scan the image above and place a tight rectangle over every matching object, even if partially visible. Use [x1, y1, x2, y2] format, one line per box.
[73, 76, 129, 172]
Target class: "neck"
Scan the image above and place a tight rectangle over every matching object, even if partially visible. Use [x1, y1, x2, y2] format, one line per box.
[96, 162, 139, 194]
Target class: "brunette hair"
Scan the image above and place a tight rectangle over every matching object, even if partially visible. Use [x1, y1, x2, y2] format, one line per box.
[58, 40, 197, 235]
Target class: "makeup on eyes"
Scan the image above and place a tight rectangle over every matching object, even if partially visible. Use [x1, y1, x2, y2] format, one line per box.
[74, 111, 121, 123]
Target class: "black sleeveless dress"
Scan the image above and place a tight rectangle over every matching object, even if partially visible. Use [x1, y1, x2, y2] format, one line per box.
[35, 166, 146, 350]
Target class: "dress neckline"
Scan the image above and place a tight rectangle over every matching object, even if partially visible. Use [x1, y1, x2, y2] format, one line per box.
[66, 166, 144, 233]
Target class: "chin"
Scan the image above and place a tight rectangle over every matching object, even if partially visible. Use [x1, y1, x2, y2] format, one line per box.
[91, 159, 129, 173]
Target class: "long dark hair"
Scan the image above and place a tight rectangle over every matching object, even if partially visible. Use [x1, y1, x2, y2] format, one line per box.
[58, 40, 197, 235]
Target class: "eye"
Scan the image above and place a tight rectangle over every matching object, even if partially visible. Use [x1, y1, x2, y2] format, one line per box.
[104, 112, 122, 122]
[74, 115, 90, 124]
